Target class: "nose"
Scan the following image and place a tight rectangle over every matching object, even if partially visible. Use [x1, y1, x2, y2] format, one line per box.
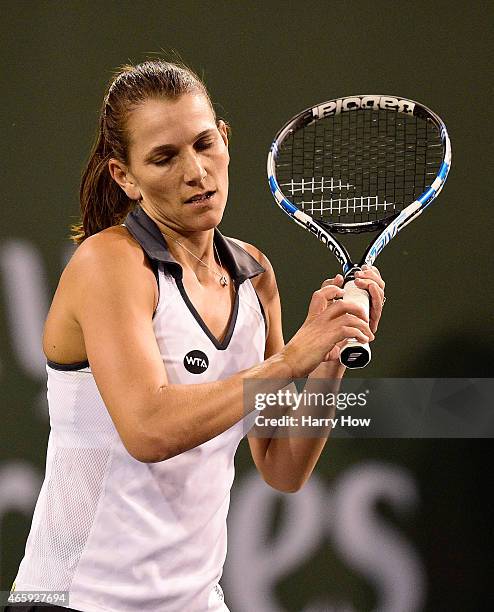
[182, 150, 207, 185]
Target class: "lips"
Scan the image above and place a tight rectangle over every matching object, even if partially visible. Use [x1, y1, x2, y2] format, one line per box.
[185, 190, 216, 203]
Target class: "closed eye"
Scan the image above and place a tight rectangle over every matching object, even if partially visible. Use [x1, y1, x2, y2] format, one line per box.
[151, 137, 216, 165]
[195, 138, 215, 151]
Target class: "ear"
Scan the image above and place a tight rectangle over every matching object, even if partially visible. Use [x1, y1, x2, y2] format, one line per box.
[108, 158, 142, 201]
[217, 119, 229, 148]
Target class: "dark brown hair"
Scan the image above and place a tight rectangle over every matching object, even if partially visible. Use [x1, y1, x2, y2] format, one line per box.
[71, 59, 215, 244]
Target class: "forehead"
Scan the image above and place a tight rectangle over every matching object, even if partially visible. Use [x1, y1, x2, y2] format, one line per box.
[127, 93, 216, 151]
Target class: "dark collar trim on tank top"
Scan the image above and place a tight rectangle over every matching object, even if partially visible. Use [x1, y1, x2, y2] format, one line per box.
[47, 358, 90, 371]
[123, 205, 265, 283]
[174, 278, 240, 351]
[124, 205, 265, 351]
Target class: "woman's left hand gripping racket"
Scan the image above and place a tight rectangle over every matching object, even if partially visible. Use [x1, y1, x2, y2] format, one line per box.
[267, 95, 451, 368]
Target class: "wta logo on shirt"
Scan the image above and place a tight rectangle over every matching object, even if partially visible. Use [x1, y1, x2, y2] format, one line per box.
[183, 350, 209, 374]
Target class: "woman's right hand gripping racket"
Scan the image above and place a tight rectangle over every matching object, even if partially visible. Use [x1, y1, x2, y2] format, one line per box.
[267, 95, 451, 368]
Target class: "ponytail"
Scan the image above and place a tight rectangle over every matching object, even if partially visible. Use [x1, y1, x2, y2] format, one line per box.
[71, 118, 134, 245]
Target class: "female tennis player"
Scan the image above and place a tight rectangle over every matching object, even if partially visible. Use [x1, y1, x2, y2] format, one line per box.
[8, 60, 385, 612]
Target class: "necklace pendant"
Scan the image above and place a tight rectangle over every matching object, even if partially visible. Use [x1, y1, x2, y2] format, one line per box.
[220, 275, 228, 287]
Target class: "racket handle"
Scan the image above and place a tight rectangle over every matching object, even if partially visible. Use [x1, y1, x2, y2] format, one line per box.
[339, 280, 371, 369]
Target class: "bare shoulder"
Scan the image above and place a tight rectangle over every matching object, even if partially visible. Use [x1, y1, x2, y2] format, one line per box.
[67, 225, 151, 276]
[69, 225, 143, 269]
[61, 225, 158, 320]
[43, 226, 158, 364]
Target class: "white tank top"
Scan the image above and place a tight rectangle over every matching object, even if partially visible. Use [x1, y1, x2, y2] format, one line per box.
[12, 206, 266, 612]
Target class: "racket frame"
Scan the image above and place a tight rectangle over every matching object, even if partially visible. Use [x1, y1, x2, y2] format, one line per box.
[267, 95, 452, 276]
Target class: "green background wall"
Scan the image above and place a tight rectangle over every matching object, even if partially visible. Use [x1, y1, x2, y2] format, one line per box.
[1, 2, 492, 610]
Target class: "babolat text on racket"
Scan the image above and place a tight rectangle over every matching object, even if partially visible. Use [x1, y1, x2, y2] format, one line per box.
[267, 95, 451, 368]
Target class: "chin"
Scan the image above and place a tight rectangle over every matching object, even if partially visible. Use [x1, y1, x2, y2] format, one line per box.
[187, 202, 225, 231]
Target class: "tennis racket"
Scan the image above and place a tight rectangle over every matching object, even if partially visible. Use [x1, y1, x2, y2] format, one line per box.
[267, 95, 451, 368]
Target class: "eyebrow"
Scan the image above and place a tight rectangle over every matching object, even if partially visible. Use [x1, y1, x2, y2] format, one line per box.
[144, 128, 216, 162]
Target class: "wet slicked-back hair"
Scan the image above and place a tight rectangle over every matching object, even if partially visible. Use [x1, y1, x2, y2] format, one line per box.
[72, 60, 214, 244]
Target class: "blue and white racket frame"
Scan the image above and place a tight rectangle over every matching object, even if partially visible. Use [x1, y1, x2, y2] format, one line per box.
[267, 95, 452, 368]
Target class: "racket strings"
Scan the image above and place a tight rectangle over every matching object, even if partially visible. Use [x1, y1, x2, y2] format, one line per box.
[277, 108, 444, 227]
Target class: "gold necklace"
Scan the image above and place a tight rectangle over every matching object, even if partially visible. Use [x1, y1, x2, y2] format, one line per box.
[162, 231, 229, 287]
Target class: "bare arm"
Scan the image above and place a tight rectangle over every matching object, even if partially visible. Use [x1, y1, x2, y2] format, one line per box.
[248, 253, 384, 493]
[69, 231, 372, 464]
